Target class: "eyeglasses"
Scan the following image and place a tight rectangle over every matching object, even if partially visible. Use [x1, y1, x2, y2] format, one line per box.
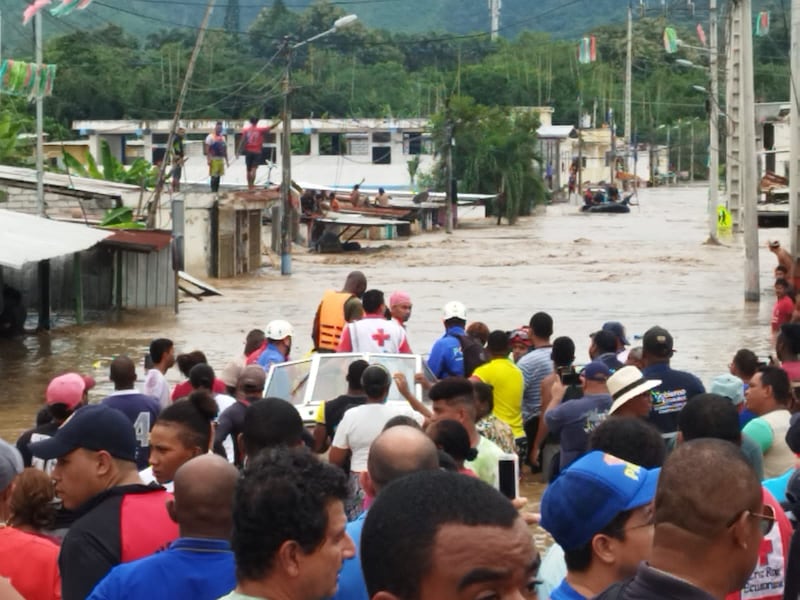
[726, 503, 776, 536]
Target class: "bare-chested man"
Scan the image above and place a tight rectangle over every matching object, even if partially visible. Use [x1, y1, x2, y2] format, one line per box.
[769, 241, 794, 282]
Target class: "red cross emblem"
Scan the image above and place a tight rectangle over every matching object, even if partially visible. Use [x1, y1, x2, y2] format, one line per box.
[759, 538, 774, 565]
[372, 328, 391, 347]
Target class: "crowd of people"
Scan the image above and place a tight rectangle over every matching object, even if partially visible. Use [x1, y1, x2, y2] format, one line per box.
[3, 268, 800, 600]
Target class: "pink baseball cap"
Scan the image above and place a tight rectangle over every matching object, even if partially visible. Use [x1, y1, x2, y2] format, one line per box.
[46, 373, 96, 409]
[389, 291, 411, 307]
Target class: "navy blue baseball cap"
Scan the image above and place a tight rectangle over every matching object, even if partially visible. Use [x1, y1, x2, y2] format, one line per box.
[29, 404, 137, 462]
[540, 451, 660, 551]
[602, 321, 629, 346]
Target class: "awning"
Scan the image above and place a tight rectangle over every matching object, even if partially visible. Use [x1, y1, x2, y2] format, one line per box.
[0, 209, 112, 270]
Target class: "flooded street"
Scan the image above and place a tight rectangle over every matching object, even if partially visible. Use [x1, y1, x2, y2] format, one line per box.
[0, 185, 785, 531]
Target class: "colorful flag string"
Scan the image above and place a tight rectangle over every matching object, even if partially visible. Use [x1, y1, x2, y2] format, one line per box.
[22, 0, 94, 25]
[0, 60, 57, 98]
[578, 36, 596, 64]
[756, 11, 770, 37]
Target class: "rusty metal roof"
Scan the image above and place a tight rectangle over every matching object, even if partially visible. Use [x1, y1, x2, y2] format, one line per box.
[99, 229, 172, 253]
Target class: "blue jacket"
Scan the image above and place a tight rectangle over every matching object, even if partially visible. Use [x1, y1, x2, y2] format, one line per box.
[427, 326, 466, 379]
[86, 537, 235, 600]
[257, 343, 286, 371]
[331, 511, 368, 600]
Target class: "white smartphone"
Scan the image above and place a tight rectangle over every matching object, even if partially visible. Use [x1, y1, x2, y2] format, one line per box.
[496, 453, 519, 499]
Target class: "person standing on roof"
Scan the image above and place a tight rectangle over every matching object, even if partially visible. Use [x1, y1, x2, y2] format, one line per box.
[239, 116, 281, 192]
[255, 320, 293, 371]
[336, 290, 410, 354]
[205, 122, 229, 193]
[312, 271, 367, 352]
[170, 127, 185, 193]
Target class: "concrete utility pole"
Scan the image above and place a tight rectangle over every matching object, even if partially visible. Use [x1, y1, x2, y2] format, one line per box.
[489, 0, 501, 41]
[445, 118, 455, 234]
[281, 37, 293, 273]
[707, 0, 720, 243]
[789, 0, 800, 259]
[727, 0, 760, 301]
[609, 107, 616, 182]
[624, 1, 633, 173]
[35, 12, 43, 218]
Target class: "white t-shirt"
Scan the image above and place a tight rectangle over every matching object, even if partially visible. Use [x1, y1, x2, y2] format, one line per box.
[143, 369, 170, 410]
[331, 403, 423, 472]
[139, 466, 174, 493]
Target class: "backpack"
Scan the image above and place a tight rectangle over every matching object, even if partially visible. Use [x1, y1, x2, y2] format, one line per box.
[453, 333, 488, 377]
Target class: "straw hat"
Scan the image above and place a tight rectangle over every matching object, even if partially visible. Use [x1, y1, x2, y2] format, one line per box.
[608, 366, 662, 415]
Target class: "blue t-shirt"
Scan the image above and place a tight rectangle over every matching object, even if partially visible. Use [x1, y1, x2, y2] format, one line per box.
[427, 326, 466, 379]
[86, 538, 235, 600]
[256, 343, 286, 371]
[101, 392, 161, 470]
[740, 407, 757, 428]
[550, 578, 588, 600]
[544, 393, 612, 470]
[332, 511, 368, 600]
[642, 362, 705, 436]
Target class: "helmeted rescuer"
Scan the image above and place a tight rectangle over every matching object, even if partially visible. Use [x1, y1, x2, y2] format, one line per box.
[313, 271, 367, 352]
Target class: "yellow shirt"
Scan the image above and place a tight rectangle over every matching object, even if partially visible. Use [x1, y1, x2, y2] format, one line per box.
[473, 357, 525, 438]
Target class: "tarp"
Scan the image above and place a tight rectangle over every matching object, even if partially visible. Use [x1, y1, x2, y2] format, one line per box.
[0, 209, 112, 270]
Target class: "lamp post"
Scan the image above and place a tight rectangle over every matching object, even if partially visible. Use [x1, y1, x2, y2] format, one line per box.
[280, 14, 358, 276]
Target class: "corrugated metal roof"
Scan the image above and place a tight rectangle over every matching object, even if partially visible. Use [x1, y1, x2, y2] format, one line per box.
[537, 125, 577, 138]
[0, 209, 112, 269]
[100, 229, 172, 253]
[0, 165, 142, 197]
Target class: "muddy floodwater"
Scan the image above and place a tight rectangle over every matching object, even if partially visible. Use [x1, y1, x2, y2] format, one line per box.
[0, 185, 785, 546]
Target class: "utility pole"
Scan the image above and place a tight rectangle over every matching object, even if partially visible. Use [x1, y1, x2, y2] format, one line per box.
[35, 12, 43, 218]
[281, 37, 293, 273]
[789, 0, 800, 260]
[577, 97, 584, 195]
[488, 0, 501, 41]
[609, 107, 616, 183]
[624, 1, 633, 174]
[727, 0, 760, 301]
[707, 0, 720, 243]
[677, 120, 682, 179]
[690, 120, 695, 182]
[445, 111, 455, 234]
[147, 0, 216, 229]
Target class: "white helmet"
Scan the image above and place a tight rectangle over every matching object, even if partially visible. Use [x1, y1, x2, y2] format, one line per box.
[443, 301, 467, 320]
[265, 319, 294, 340]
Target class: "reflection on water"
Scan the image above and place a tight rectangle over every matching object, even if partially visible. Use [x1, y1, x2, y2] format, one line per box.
[0, 186, 781, 453]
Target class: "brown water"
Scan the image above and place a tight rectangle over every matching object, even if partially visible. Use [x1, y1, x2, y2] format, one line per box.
[0, 184, 781, 548]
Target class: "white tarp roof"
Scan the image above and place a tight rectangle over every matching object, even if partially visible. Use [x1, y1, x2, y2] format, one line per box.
[0, 209, 112, 270]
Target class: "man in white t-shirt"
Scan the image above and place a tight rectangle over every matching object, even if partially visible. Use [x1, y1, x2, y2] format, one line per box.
[143, 338, 175, 410]
[329, 365, 423, 519]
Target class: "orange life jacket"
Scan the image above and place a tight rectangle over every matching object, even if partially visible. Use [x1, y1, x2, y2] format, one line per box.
[317, 290, 353, 350]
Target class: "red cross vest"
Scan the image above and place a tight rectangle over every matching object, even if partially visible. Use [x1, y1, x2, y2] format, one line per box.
[346, 317, 407, 353]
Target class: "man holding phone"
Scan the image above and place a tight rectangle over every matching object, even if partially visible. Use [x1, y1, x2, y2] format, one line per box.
[544, 361, 612, 473]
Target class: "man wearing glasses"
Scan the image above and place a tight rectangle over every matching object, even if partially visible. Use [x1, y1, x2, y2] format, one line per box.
[540, 451, 659, 600]
[595, 439, 776, 600]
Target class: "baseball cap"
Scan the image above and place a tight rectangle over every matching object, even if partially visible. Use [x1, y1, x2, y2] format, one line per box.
[642, 326, 674, 357]
[238, 365, 266, 392]
[0, 438, 23, 491]
[581, 360, 611, 382]
[509, 328, 531, 346]
[46, 373, 96, 409]
[220, 361, 243, 389]
[710, 374, 745, 406]
[770, 240, 781, 249]
[443, 301, 467, 321]
[602, 321, 630, 346]
[540, 451, 660, 551]
[28, 404, 137, 462]
[389, 291, 411, 307]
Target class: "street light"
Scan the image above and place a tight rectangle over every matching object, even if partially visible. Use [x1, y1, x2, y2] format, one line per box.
[280, 14, 359, 276]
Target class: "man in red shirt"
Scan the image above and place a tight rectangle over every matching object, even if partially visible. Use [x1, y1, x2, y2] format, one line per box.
[239, 117, 281, 191]
[29, 405, 178, 600]
[772, 278, 794, 345]
[0, 439, 60, 600]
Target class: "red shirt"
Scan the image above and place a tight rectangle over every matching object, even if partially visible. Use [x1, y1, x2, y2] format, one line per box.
[726, 488, 792, 600]
[772, 296, 794, 332]
[0, 526, 60, 600]
[171, 378, 227, 400]
[242, 123, 270, 153]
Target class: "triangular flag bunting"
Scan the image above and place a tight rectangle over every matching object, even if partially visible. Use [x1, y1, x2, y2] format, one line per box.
[578, 36, 596, 64]
[696, 23, 706, 46]
[663, 27, 678, 53]
[756, 11, 770, 37]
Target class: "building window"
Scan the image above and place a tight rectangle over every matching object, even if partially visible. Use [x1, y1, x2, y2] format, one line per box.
[344, 133, 369, 155]
[402, 132, 432, 155]
[372, 131, 391, 144]
[319, 133, 344, 156]
[372, 147, 391, 164]
[291, 134, 311, 155]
